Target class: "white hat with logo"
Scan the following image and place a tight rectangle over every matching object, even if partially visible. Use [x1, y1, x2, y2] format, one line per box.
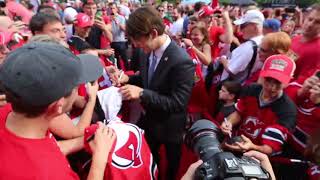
[234, 9, 265, 25]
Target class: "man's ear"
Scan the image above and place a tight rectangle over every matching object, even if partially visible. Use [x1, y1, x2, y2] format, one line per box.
[229, 94, 236, 100]
[150, 28, 159, 39]
[45, 98, 65, 118]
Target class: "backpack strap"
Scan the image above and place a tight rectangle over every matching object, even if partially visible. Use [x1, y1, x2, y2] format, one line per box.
[246, 40, 258, 79]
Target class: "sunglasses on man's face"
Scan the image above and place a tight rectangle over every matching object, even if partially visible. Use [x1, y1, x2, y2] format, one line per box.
[259, 47, 268, 53]
[214, 14, 222, 18]
[240, 23, 251, 29]
[259, 47, 274, 53]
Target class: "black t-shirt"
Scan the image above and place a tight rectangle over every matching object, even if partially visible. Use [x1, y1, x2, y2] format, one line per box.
[86, 25, 103, 49]
[68, 36, 92, 52]
[220, 104, 236, 118]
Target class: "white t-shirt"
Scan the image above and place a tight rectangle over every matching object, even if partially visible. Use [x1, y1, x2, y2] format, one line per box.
[169, 18, 184, 36]
[118, 4, 131, 19]
[221, 35, 264, 82]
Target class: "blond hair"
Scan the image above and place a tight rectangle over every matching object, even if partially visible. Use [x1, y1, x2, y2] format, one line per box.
[262, 31, 297, 61]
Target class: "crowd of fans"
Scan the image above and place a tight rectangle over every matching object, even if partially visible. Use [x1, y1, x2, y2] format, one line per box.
[1, 0, 320, 179]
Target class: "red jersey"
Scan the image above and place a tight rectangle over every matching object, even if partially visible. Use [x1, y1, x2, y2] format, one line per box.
[84, 122, 157, 180]
[0, 104, 79, 180]
[235, 84, 297, 153]
[308, 165, 320, 180]
[209, 26, 224, 59]
[285, 82, 320, 154]
[291, 36, 320, 80]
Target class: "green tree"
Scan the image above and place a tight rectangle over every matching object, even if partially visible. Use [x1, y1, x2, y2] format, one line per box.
[255, 0, 320, 7]
[296, 0, 320, 7]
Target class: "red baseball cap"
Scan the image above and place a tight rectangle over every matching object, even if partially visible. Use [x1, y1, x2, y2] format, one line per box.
[75, 13, 93, 28]
[198, 6, 214, 18]
[260, 54, 296, 85]
[0, 31, 12, 46]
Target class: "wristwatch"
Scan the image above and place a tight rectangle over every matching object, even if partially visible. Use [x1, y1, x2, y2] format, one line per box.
[139, 89, 144, 98]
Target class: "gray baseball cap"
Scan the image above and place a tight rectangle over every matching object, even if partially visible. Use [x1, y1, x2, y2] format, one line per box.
[0, 42, 103, 106]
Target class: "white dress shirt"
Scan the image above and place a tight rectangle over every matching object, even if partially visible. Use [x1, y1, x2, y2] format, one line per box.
[148, 34, 171, 72]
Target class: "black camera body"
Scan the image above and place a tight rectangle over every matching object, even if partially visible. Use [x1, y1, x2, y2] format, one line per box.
[196, 151, 270, 180]
[185, 120, 270, 180]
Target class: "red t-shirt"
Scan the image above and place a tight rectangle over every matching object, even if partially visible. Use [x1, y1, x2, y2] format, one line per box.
[235, 84, 296, 153]
[209, 26, 224, 59]
[0, 104, 79, 180]
[291, 36, 320, 80]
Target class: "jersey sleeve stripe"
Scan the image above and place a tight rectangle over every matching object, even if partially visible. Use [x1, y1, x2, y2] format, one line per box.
[262, 134, 284, 144]
[292, 127, 309, 148]
[264, 127, 286, 140]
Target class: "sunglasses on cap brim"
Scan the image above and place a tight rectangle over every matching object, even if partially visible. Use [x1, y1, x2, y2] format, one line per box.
[0, 1, 6, 7]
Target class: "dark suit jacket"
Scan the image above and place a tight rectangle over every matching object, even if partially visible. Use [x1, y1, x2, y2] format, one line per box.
[128, 41, 195, 143]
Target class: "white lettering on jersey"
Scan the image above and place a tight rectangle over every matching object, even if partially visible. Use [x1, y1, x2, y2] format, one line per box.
[310, 165, 320, 175]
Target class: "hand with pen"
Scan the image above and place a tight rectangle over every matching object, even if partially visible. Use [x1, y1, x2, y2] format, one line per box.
[221, 118, 233, 138]
[105, 66, 129, 86]
[221, 118, 256, 152]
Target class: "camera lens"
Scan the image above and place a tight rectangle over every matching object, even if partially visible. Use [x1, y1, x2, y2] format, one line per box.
[185, 120, 223, 161]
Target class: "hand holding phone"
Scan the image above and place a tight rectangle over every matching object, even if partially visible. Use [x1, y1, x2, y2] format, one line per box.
[95, 11, 103, 20]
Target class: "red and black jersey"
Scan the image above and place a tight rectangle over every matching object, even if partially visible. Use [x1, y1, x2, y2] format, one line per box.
[84, 122, 158, 180]
[293, 99, 320, 153]
[307, 165, 320, 180]
[235, 84, 297, 154]
[285, 82, 320, 154]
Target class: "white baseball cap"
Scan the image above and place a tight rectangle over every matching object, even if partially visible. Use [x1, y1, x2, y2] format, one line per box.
[64, 7, 78, 22]
[234, 9, 265, 25]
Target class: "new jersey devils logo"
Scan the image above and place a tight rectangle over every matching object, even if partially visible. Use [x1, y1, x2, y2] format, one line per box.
[109, 123, 143, 169]
[240, 116, 264, 139]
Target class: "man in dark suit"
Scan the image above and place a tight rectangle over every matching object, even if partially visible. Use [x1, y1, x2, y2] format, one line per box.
[116, 7, 195, 180]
